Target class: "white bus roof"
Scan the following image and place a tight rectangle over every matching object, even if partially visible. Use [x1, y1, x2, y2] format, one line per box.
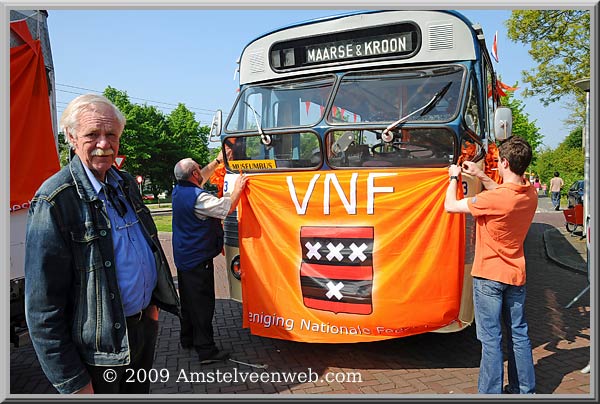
[239, 10, 478, 85]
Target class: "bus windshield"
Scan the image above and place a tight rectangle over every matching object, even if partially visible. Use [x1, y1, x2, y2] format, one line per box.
[330, 65, 464, 124]
[226, 75, 335, 132]
[227, 64, 464, 133]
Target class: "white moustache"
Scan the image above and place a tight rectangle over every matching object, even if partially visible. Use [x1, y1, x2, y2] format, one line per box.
[91, 149, 114, 157]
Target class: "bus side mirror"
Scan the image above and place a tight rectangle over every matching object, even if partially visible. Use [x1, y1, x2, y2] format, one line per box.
[494, 107, 512, 140]
[209, 110, 222, 142]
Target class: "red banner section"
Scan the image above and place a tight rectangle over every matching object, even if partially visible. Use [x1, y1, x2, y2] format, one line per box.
[10, 20, 60, 212]
[238, 169, 466, 342]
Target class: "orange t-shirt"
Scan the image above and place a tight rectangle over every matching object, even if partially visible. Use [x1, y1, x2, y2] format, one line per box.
[467, 181, 538, 286]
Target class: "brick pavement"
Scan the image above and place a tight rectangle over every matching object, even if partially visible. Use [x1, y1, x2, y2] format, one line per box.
[9, 195, 591, 396]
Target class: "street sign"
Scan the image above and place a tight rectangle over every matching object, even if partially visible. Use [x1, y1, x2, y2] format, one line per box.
[136, 175, 143, 184]
[114, 155, 126, 169]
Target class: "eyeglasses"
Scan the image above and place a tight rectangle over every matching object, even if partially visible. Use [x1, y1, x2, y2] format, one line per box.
[104, 184, 128, 218]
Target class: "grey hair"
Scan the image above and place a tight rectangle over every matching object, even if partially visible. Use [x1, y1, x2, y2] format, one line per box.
[60, 94, 126, 147]
[174, 158, 197, 181]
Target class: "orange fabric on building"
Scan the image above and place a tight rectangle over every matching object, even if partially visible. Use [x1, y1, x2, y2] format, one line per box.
[457, 141, 477, 167]
[467, 182, 537, 286]
[484, 143, 502, 185]
[238, 169, 466, 343]
[209, 162, 226, 197]
[10, 20, 60, 211]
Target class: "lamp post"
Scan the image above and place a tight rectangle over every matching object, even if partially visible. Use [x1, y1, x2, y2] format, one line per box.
[572, 77, 590, 374]
[574, 78, 590, 236]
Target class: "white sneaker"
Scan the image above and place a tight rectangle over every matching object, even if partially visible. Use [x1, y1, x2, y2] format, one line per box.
[581, 363, 590, 374]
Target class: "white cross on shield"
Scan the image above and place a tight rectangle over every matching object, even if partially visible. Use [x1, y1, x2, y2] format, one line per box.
[325, 281, 344, 300]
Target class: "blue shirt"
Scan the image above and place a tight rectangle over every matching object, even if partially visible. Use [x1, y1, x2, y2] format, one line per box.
[83, 165, 157, 316]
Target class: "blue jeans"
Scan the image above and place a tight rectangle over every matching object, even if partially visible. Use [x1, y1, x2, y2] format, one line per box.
[473, 277, 536, 394]
[551, 191, 561, 208]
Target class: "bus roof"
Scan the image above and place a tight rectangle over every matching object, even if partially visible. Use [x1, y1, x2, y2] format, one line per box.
[238, 10, 481, 85]
[244, 10, 474, 49]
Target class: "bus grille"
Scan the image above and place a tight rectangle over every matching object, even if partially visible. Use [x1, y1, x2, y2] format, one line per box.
[428, 23, 454, 50]
[224, 210, 239, 247]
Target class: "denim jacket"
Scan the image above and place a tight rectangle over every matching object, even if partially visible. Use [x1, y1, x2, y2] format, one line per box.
[24, 155, 180, 394]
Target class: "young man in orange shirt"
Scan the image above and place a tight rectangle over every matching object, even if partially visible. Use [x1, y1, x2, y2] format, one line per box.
[445, 136, 538, 394]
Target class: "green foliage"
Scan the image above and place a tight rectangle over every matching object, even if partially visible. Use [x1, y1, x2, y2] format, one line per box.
[532, 126, 584, 188]
[57, 131, 70, 167]
[505, 10, 589, 125]
[562, 127, 583, 149]
[103, 86, 211, 197]
[500, 90, 542, 165]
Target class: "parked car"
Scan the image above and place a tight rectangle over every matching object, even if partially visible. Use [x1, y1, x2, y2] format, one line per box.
[143, 194, 155, 200]
[567, 180, 584, 208]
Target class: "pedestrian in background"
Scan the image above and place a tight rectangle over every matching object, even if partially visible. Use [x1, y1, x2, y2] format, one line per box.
[172, 154, 248, 364]
[24, 94, 180, 394]
[445, 136, 538, 394]
[550, 171, 564, 211]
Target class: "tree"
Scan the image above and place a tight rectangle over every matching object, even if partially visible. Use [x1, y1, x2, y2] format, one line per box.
[562, 127, 583, 150]
[167, 103, 210, 165]
[103, 87, 210, 198]
[500, 89, 542, 165]
[57, 131, 70, 167]
[532, 126, 583, 188]
[505, 10, 590, 124]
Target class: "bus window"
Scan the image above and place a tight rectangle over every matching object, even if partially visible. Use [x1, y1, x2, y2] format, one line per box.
[327, 128, 454, 168]
[484, 60, 496, 142]
[328, 65, 465, 125]
[224, 132, 321, 171]
[225, 76, 335, 132]
[464, 75, 481, 136]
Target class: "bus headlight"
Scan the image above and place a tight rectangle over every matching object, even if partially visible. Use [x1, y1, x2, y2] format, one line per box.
[230, 255, 242, 280]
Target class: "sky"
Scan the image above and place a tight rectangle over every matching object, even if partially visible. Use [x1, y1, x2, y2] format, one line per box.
[44, 8, 580, 149]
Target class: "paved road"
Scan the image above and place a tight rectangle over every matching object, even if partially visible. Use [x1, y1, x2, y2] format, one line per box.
[9, 194, 590, 396]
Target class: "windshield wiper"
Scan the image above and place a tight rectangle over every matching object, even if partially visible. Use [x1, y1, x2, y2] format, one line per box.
[243, 101, 272, 146]
[381, 82, 452, 142]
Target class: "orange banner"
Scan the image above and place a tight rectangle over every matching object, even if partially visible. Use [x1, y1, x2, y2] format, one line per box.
[10, 20, 60, 212]
[238, 169, 466, 342]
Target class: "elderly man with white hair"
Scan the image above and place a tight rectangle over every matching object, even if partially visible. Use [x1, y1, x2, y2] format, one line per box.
[24, 94, 180, 394]
[172, 155, 247, 364]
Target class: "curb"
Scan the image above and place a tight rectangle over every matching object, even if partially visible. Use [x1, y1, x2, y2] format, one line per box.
[543, 228, 588, 275]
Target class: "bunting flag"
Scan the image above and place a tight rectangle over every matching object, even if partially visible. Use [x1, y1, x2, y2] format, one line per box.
[487, 80, 519, 100]
[491, 31, 499, 63]
[238, 169, 468, 343]
[305, 101, 311, 115]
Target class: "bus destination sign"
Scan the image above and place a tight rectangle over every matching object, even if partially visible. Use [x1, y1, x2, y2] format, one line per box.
[306, 32, 413, 64]
[270, 22, 420, 70]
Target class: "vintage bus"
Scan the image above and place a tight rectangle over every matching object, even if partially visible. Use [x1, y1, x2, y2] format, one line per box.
[210, 10, 511, 343]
